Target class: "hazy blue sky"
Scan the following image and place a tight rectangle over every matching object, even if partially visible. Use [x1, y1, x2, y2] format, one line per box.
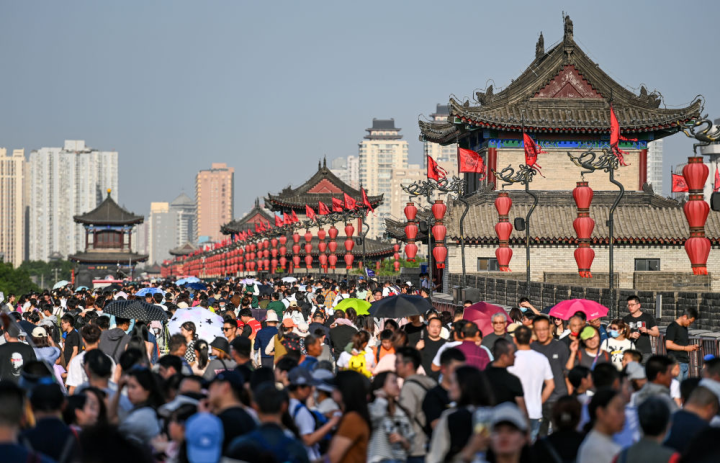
[3, 1, 719, 219]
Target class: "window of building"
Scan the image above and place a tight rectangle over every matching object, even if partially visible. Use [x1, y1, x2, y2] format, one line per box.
[635, 258, 660, 271]
[477, 257, 499, 272]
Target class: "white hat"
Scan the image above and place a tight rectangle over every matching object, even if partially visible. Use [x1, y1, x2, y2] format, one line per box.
[296, 321, 310, 337]
[265, 311, 279, 322]
[31, 326, 48, 338]
[491, 402, 528, 432]
[177, 301, 189, 309]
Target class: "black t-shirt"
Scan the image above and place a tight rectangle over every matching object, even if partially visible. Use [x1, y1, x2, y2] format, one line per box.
[532, 430, 585, 463]
[421, 338, 446, 381]
[403, 323, 427, 348]
[0, 341, 37, 382]
[422, 385, 450, 436]
[623, 312, 657, 354]
[484, 366, 524, 405]
[217, 406, 257, 451]
[481, 332, 512, 351]
[665, 321, 690, 363]
[531, 340, 570, 399]
[63, 329, 81, 365]
[329, 325, 356, 359]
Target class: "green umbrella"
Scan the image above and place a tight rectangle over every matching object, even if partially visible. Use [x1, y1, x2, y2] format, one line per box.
[334, 298, 371, 316]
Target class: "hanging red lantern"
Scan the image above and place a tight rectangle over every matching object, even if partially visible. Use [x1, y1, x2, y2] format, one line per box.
[684, 200, 710, 229]
[405, 242, 418, 261]
[393, 261, 400, 272]
[305, 255, 313, 269]
[404, 201, 419, 263]
[572, 181, 596, 278]
[432, 246, 447, 269]
[328, 254, 338, 269]
[271, 238, 278, 248]
[404, 202, 417, 221]
[682, 157, 711, 274]
[318, 241, 327, 252]
[344, 239, 354, 252]
[405, 223, 418, 240]
[318, 229, 326, 241]
[393, 243, 400, 253]
[280, 256, 287, 269]
[344, 253, 355, 269]
[263, 249, 269, 259]
[329, 225, 338, 270]
[328, 241, 337, 253]
[292, 255, 301, 267]
[319, 254, 328, 267]
[304, 231, 312, 243]
[574, 248, 595, 279]
[432, 199, 447, 221]
[271, 248, 278, 258]
[573, 217, 595, 239]
[304, 243, 312, 254]
[263, 258, 270, 271]
[271, 258, 278, 273]
[494, 192, 513, 272]
[279, 235, 287, 246]
[328, 225, 338, 240]
[432, 224, 446, 242]
[393, 252, 400, 260]
[292, 233, 300, 243]
[345, 223, 355, 237]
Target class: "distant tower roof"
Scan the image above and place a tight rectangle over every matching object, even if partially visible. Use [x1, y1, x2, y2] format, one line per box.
[365, 118, 402, 140]
[73, 190, 144, 225]
[171, 193, 195, 207]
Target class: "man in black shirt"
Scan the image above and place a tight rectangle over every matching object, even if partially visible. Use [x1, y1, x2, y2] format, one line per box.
[0, 323, 37, 382]
[623, 296, 658, 365]
[531, 315, 570, 437]
[664, 307, 699, 381]
[61, 314, 81, 366]
[485, 338, 525, 413]
[208, 370, 257, 453]
[416, 317, 446, 381]
[402, 315, 427, 348]
[329, 311, 356, 359]
[422, 347, 465, 435]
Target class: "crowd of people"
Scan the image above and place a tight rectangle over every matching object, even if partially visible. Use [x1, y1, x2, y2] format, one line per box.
[1, 276, 720, 463]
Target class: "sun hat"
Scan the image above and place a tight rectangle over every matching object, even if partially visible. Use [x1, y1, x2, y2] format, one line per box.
[265, 311, 279, 322]
[579, 326, 597, 341]
[282, 318, 297, 328]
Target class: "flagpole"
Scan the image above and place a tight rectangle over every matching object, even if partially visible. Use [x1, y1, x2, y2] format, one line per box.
[521, 113, 537, 296]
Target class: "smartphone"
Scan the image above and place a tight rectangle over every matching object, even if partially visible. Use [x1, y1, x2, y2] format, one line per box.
[473, 407, 493, 436]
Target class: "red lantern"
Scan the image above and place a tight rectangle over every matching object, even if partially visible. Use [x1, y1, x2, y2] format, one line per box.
[393, 261, 400, 272]
[405, 242, 418, 261]
[572, 181, 595, 278]
[344, 254, 354, 269]
[305, 255, 313, 269]
[345, 224, 355, 237]
[318, 241, 327, 252]
[319, 254, 328, 266]
[318, 229, 326, 241]
[432, 224, 446, 242]
[683, 158, 709, 191]
[271, 258, 278, 273]
[279, 236, 287, 246]
[292, 233, 300, 243]
[279, 256, 287, 269]
[263, 258, 270, 271]
[431, 199, 447, 220]
[328, 254, 338, 269]
[279, 245, 287, 256]
[573, 217, 595, 240]
[393, 243, 400, 253]
[304, 231, 312, 243]
[328, 226, 338, 240]
[684, 200, 710, 229]
[292, 244, 300, 254]
[432, 245, 447, 269]
[405, 223, 418, 240]
[328, 241, 337, 253]
[494, 192, 513, 272]
[686, 237, 711, 275]
[404, 202, 417, 221]
[271, 238, 278, 248]
[344, 239, 354, 252]
[574, 248, 595, 278]
[293, 255, 301, 267]
[263, 249, 269, 259]
[304, 243, 312, 254]
[271, 248, 278, 258]
[393, 252, 400, 260]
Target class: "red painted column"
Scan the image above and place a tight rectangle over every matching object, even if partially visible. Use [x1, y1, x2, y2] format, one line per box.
[638, 148, 647, 190]
[487, 147, 497, 190]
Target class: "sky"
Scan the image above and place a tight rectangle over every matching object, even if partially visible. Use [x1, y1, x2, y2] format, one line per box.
[2, 1, 719, 219]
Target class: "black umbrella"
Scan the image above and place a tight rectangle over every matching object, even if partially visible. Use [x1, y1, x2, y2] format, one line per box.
[257, 284, 272, 296]
[104, 300, 168, 322]
[368, 295, 432, 319]
[106, 283, 123, 291]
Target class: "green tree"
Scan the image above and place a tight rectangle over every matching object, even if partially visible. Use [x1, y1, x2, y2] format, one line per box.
[18, 260, 75, 289]
[0, 263, 40, 296]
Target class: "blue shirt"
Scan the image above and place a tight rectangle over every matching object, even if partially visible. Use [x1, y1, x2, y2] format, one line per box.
[254, 326, 278, 359]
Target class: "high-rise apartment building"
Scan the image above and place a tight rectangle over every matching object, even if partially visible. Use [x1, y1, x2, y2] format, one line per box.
[195, 163, 234, 243]
[148, 202, 172, 264]
[424, 105, 457, 167]
[647, 139, 664, 193]
[0, 149, 25, 267]
[330, 156, 359, 189]
[27, 140, 118, 261]
[359, 119, 408, 238]
[171, 193, 196, 246]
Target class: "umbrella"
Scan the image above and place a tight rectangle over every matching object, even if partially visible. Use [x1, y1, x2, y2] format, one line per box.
[104, 300, 168, 322]
[186, 282, 208, 291]
[257, 284, 273, 296]
[368, 295, 431, 319]
[185, 277, 201, 283]
[281, 277, 297, 283]
[176, 278, 188, 285]
[335, 298, 371, 316]
[106, 283, 123, 291]
[53, 280, 70, 290]
[463, 302, 511, 337]
[75, 286, 89, 292]
[548, 299, 608, 321]
[168, 307, 224, 343]
[240, 278, 259, 285]
[136, 287, 164, 297]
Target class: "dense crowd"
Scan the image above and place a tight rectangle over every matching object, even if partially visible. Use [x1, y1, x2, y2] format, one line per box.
[1, 276, 720, 463]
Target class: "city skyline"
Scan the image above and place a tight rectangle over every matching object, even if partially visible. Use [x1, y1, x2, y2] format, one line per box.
[2, 2, 717, 220]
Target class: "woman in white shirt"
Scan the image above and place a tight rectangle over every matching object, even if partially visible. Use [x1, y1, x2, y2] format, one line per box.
[599, 319, 635, 370]
[337, 330, 376, 375]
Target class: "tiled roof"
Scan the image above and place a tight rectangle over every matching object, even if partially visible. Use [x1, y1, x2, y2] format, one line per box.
[74, 191, 144, 225]
[221, 199, 276, 234]
[169, 242, 198, 256]
[69, 251, 149, 263]
[385, 209, 433, 242]
[420, 18, 702, 144]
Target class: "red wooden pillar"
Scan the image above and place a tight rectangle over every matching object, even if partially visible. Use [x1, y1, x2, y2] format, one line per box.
[487, 147, 498, 189]
[638, 148, 647, 190]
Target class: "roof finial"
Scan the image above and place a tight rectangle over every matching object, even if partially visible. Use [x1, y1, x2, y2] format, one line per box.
[535, 32, 544, 60]
[255, 197, 259, 207]
[323, 156, 327, 168]
[563, 13, 573, 43]
[318, 159, 321, 170]
[107, 188, 112, 196]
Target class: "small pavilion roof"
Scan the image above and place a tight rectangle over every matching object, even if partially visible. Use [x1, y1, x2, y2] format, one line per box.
[169, 242, 198, 256]
[74, 190, 144, 225]
[69, 251, 149, 264]
[221, 198, 276, 235]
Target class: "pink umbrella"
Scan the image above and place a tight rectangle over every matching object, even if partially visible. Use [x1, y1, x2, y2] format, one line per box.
[463, 302, 511, 337]
[548, 299, 608, 321]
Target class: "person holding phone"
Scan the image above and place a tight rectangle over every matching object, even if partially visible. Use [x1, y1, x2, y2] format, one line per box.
[622, 296, 658, 365]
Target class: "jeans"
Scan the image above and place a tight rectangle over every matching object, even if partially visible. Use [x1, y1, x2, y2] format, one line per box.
[529, 419, 541, 443]
[539, 401, 555, 438]
[261, 357, 275, 369]
[679, 362, 689, 382]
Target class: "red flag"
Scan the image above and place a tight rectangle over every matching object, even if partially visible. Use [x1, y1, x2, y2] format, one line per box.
[254, 223, 260, 233]
[361, 187, 374, 213]
[275, 214, 283, 227]
[283, 213, 292, 226]
[715, 167, 719, 193]
[332, 197, 343, 212]
[457, 148, 486, 179]
[610, 104, 636, 166]
[427, 155, 446, 181]
[291, 210, 299, 223]
[318, 201, 331, 215]
[523, 132, 545, 175]
[343, 193, 357, 210]
[672, 174, 689, 192]
[306, 205, 317, 222]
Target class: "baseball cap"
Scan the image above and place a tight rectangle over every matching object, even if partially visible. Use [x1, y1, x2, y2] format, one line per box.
[209, 338, 230, 356]
[211, 369, 245, 389]
[579, 326, 596, 341]
[265, 311, 279, 322]
[491, 402, 528, 432]
[186, 413, 223, 463]
[288, 367, 317, 387]
[625, 361, 646, 380]
[289, 301, 298, 308]
[312, 369, 335, 393]
[282, 318, 297, 328]
[31, 327, 48, 338]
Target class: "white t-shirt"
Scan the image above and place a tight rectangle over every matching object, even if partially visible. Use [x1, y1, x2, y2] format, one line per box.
[508, 349, 554, 419]
[290, 398, 320, 460]
[337, 347, 376, 371]
[332, 293, 350, 308]
[600, 338, 635, 370]
[65, 350, 117, 388]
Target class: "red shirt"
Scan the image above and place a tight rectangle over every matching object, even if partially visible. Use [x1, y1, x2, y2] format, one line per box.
[237, 318, 262, 337]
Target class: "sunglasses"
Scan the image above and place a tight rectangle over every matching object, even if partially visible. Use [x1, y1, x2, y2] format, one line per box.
[222, 327, 234, 332]
[492, 321, 507, 325]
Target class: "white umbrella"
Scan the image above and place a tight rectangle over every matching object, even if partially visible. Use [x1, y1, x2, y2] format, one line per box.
[53, 280, 70, 290]
[167, 307, 224, 343]
[281, 277, 297, 283]
[240, 278, 259, 285]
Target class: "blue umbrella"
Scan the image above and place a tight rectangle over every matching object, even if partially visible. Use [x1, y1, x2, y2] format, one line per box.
[185, 277, 201, 283]
[186, 282, 207, 291]
[176, 278, 188, 285]
[75, 286, 89, 292]
[136, 287, 163, 297]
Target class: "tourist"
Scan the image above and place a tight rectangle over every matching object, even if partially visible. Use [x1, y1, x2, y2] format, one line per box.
[422, 348, 466, 432]
[551, 316, 568, 339]
[508, 325, 554, 441]
[162, 404, 198, 463]
[372, 329, 395, 365]
[481, 313, 511, 349]
[113, 367, 163, 445]
[98, 316, 131, 360]
[222, 319, 238, 343]
[77, 349, 133, 420]
[396, 347, 436, 463]
[179, 321, 198, 366]
[30, 326, 61, 365]
[60, 314, 81, 368]
[0, 323, 37, 382]
[664, 307, 699, 381]
[532, 396, 585, 463]
[531, 315, 570, 436]
[206, 369, 256, 452]
[455, 321, 490, 370]
[230, 336, 254, 381]
[0, 382, 55, 462]
[664, 385, 718, 454]
[561, 313, 587, 349]
[367, 370, 414, 462]
[577, 388, 625, 463]
[415, 317, 446, 381]
[238, 308, 262, 341]
[567, 326, 611, 370]
[253, 310, 279, 368]
[191, 339, 210, 376]
[337, 330, 375, 377]
[599, 319, 635, 370]
[402, 315, 427, 348]
[63, 389, 104, 432]
[485, 338, 526, 412]
[633, 355, 677, 410]
[615, 396, 679, 462]
[66, 324, 115, 394]
[267, 292, 286, 320]
[623, 296, 658, 365]
[203, 337, 237, 380]
[329, 310, 357, 360]
[588, 317, 609, 344]
[325, 370, 371, 463]
[569, 366, 593, 404]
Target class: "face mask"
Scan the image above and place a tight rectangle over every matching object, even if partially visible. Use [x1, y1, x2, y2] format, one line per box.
[520, 307, 528, 313]
[571, 331, 580, 338]
[609, 330, 620, 338]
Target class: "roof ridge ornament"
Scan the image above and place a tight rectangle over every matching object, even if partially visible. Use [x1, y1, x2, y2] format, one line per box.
[563, 13, 574, 61]
[536, 32, 544, 60]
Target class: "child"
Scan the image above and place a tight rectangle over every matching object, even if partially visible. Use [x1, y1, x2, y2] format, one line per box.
[622, 349, 643, 368]
[568, 365, 593, 404]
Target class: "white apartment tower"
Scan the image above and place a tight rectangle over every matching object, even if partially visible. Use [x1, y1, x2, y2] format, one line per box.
[330, 156, 359, 189]
[647, 139, 664, 193]
[359, 119, 408, 238]
[0, 149, 25, 267]
[423, 105, 457, 167]
[28, 140, 118, 261]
